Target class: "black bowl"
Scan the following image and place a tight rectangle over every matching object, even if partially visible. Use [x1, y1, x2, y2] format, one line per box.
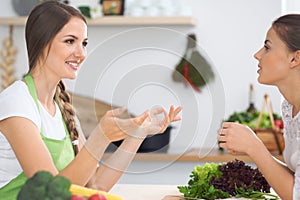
[107, 126, 173, 153]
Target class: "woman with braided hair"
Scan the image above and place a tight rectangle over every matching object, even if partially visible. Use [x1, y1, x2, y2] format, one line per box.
[0, 1, 182, 199]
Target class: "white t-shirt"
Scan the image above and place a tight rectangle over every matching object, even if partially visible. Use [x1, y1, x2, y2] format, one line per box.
[282, 99, 300, 199]
[0, 80, 66, 188]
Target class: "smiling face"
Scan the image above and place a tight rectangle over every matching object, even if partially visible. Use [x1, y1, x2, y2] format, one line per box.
[253, 27, 294, 86]
[41, 17, 88, 80]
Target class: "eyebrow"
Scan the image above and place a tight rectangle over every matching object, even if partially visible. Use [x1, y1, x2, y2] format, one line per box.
[64, 35, 88, 41]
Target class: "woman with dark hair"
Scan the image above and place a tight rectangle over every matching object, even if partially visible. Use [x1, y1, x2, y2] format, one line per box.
[0, 1, 182, 199]
[219, 14, 300, 199]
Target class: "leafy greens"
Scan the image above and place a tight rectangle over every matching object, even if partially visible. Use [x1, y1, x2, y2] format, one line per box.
[178, 160, 279, 199]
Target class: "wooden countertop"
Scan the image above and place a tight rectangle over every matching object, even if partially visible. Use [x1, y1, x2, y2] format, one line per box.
[104, 148, 284, 163]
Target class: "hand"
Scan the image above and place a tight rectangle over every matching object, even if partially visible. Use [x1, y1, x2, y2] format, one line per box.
[161, 105, 182, 133]
[99, 107, 148, 142]
[218, 122, 263, 155]
[168, 105, 182, 123]
[99, 105, 182, 141]
[139, 105, 182, 136]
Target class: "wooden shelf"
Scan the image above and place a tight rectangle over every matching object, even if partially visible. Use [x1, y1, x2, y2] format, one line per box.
[0, 17, 27, 26]
[0, 16, 196, 26]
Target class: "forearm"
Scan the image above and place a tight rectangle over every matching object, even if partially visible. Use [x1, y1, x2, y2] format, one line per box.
[59, 126, 110, 186]
[88, 136, 144, 191]
[59, 147, 100, 185]
[247, 143, 294, 200]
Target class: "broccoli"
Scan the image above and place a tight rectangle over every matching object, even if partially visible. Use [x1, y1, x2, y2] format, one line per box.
[46, 176, 72, 200]
[17, 171, 72, 200]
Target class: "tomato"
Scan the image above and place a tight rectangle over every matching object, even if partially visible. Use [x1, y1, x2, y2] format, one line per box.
[70, 195, 87, 200]
[274, 119, 284, 129]
[88, 194, 108, 200]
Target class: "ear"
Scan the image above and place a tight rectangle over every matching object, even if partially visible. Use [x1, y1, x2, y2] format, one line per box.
[290, 50, 300, 68]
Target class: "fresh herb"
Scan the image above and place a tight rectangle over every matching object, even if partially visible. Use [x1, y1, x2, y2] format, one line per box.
[178, 160, 279, 200]
[178, 162, 229, 199]
[78, 6, 92, 19]
[235, 187, 280, 199]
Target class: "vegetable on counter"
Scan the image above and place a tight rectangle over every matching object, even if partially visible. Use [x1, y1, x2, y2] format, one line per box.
[70, 184, 122, 200]
[17, 171, 122, 200]
[178, 159, 279, 199]
[17, 171, 72, 200]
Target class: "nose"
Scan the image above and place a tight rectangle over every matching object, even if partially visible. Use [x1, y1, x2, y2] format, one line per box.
[74, 44, 86, 59]
[253, 48, 262, 61]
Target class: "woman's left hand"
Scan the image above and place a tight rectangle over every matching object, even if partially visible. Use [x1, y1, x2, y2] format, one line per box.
[162, 105, 182, 133]
[134, 105, 182, 137]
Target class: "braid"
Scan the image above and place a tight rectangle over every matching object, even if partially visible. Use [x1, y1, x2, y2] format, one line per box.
[55, 80, 79, 155]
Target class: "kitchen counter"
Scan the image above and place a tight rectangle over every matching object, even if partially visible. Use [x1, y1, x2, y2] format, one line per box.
[110, 184, 279, 200]
[110, 184, 181, 200]
[103, 148, 284, 186]
[104, 148, 284, 163]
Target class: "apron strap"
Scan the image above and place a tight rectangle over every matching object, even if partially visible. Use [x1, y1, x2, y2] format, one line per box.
[24, 74, 40, 111]
[23, 73, 70, 137]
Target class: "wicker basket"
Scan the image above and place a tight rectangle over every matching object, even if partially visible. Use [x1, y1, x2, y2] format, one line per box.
[253, 94, 284, 154]
[252, 128, 284, 154]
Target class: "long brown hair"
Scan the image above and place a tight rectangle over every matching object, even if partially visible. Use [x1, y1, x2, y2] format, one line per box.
[272, 14, 300, 52]
[25, 1, 87, 154]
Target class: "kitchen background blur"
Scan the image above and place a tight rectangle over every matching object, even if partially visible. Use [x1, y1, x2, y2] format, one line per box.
[0, 0, 299, 185]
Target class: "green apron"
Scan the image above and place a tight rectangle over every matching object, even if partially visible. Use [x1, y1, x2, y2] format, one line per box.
[0, 74, 75, 200]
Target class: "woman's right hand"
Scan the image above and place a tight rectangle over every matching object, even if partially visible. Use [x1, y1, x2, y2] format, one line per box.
[98, 107, 149, 142]
[98, 106, 181, 142]
[218, 122, 264, 155]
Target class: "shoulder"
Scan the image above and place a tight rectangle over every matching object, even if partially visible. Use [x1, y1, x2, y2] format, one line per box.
[281, 99, 291, 116]
[0, 80, 32, 105]
[281, 99, 290, 107]
[0, 81, 41, 128]
[0, 80, 27, 97]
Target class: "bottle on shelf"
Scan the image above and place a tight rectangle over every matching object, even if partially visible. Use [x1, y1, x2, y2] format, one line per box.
[246, 84, 257, 113]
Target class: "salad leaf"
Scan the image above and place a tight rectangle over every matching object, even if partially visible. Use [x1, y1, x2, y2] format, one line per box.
[178, 160, 279, 199]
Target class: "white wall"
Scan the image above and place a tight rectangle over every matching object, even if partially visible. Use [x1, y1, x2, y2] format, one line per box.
[282, 0, 300, 14]
[0, 0, 283, 153]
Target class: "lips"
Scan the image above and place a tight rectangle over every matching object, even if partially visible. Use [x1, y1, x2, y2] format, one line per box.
[257, 65, 262, 74]
[66, 61, 80, 70]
